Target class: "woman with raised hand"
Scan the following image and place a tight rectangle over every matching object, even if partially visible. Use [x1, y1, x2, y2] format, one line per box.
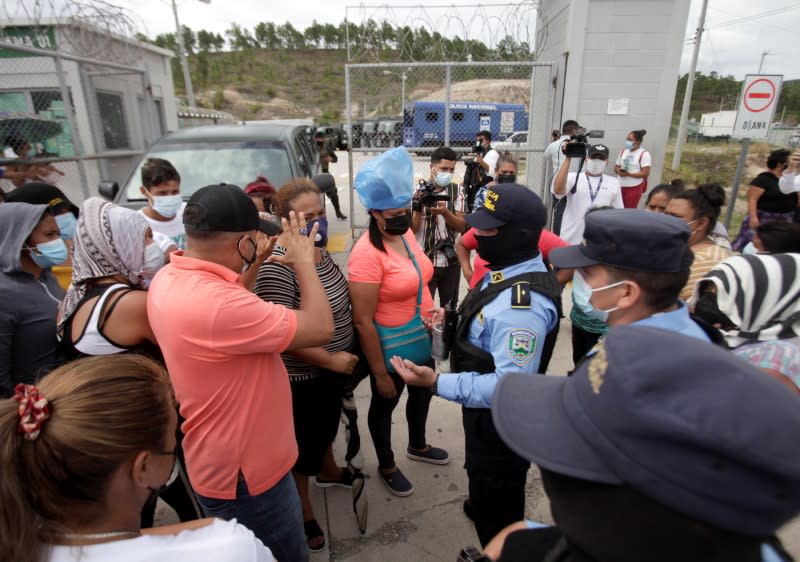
[0, 354, 274, 562]
[254, 178, 360, 553]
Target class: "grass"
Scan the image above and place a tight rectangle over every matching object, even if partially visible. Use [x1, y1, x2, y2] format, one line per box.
[662, 140, 777, 236]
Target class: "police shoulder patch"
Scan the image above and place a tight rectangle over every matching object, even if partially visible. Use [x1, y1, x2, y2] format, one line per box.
[507, 329, 537, 367]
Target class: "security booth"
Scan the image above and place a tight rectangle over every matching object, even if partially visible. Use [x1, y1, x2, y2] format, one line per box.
[0, 21, 178, 204]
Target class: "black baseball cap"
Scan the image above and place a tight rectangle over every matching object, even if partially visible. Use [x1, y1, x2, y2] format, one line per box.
[587, 144, 610, 159]
[549, 209, 692, 272]
[466, 183, 546, 230]
[6, 182, 79, 216]
[183, 183, 279, 235]
[492, 325, 800, 536]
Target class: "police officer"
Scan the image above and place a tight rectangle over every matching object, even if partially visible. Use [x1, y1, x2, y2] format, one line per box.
[392, 184, 560, 546]
[549, 208, 715, 360]
[486, 325, 800, 562]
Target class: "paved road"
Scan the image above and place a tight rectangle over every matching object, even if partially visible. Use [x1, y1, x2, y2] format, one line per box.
[158, 150, 800, 560]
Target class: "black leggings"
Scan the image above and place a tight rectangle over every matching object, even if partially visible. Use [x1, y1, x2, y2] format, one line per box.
[367, 364, 434, 469]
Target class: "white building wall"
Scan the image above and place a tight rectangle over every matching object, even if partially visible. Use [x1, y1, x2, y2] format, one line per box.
[537, 0, 691, 188]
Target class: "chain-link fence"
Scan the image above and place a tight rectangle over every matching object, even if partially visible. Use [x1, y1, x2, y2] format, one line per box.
[0, 26, 168, 205]
[345, 61, 556, 230]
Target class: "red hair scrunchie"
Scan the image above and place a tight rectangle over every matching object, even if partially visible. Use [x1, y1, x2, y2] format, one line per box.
[13, 383, 50, 441]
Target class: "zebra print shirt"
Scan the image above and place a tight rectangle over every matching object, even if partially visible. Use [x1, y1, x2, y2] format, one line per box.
[254, 246, 354, 381]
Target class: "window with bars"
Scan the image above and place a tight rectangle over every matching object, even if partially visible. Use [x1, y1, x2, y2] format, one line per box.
[96, 91, 130, 150]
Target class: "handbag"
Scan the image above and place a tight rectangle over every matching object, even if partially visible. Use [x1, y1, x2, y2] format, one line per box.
[374, 236, 432, 373]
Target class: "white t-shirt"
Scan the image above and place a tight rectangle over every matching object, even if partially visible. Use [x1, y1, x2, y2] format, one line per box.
[552, 172, 624, 245]
[482, 148, 499, 176]
[47, 518, 274, 562]
[615, 148, 652, 188]
[139, 203, 187, 251]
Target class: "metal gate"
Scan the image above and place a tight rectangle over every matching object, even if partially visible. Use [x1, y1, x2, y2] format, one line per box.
[344, 61, 557, 230]
[0, 37, 161, 205]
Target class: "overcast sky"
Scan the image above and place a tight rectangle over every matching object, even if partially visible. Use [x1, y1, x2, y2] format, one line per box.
[51, 0, 800, 81]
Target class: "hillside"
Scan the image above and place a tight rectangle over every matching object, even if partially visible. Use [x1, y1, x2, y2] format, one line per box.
[180, 50, 800, 125]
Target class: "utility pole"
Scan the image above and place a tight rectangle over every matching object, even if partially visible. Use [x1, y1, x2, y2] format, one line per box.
[171, 0, 210, 108]
[672, 0, 709, 171]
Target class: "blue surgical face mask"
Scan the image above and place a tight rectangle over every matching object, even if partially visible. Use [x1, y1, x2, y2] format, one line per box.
[149, 192, 182, 219]
[572, 270, 625, 323]
[26, 238, 68, 269]
[624, 140, 634, 150]
[434, 171, 453, 187]
[55, 212, 77, 240]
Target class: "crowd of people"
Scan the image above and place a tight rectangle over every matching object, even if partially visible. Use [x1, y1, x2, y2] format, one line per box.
[1, 127, 799, 562]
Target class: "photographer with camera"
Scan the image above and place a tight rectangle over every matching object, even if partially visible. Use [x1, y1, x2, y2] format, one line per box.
[411, 147, 467, 308]
[552, 143, 623, 245]
[475, 131, 500, 175]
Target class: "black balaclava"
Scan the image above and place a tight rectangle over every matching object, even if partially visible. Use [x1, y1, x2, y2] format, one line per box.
[537, 469, 762, 562]
[475, 224, 541, 270]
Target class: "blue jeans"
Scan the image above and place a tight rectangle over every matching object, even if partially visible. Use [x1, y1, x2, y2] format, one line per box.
[196, 471, 308, 562]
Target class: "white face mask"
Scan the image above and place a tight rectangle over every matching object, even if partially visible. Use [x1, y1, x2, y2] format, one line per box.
[586, 159, 606, 175]
[141, 242, 165, 287]
[148, 193, 182, 219]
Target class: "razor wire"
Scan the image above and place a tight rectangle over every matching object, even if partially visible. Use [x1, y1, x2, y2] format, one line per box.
[344, 2, 548, 63]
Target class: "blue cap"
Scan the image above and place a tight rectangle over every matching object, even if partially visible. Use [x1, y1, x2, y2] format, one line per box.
[492, 325, 800, 536]
[549, 209, 692, 272]
[354, 146, 413, 210]
[466, 184, 546, 230]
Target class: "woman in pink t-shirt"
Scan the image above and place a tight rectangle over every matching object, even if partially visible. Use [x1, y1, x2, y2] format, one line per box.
[348, 205, 449, 497]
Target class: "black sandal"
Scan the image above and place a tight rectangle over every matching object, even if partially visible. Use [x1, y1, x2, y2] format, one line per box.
[304, 518, 326, 553]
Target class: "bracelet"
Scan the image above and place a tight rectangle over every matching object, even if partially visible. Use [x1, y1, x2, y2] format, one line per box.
[432, 373, 440, 395]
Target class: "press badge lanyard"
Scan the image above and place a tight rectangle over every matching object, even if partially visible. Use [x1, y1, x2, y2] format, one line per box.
[585, 173, 603, 203]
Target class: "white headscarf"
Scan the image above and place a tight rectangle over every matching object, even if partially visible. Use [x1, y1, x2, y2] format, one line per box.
[59, 197, 149, 329]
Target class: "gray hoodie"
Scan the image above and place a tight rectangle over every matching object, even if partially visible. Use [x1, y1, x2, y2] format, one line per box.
[0, 202, 65, 397]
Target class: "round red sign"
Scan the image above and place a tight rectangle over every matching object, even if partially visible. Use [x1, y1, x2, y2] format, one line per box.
[743, 78, 777, 113]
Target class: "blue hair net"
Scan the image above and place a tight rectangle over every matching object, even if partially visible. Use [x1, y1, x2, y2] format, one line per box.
[354, 146, 413, 210]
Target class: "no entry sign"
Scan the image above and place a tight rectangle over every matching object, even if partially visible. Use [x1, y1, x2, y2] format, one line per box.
[732, 74, 782, 139]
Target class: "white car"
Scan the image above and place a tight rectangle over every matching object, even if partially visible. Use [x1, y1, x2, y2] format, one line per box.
[493, 131, 528, 150]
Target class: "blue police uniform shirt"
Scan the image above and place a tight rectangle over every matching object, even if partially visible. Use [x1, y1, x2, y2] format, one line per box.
[436, 255, 558, 409]
[631, 300, 710, 342]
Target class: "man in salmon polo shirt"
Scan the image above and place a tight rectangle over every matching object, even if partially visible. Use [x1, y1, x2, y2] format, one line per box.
[147, 183, 334, 562]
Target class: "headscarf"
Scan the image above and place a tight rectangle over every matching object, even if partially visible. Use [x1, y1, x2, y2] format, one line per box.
[690, 253, 800, 347]
[59, 197, 149, 330]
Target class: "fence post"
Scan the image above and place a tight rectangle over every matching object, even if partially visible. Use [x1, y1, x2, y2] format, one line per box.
[53, 53, 90, 199]
[345, 64, 355, 228]
[444, 65, 451, 147]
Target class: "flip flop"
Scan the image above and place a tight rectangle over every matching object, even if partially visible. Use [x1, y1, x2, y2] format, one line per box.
[303, 519, 326, 553]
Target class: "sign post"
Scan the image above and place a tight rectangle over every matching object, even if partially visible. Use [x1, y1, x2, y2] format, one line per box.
[725, 74, 782, 230]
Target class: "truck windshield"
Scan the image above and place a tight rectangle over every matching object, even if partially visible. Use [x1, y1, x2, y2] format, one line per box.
[124, 141, 292, 200]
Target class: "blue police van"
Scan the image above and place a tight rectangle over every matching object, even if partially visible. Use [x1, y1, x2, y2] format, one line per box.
[403, 101, 528, 148]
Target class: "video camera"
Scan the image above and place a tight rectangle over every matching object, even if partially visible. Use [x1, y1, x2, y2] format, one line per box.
[413, 179, 451, 211]
[561, 127, 605, 159]
[470, 140, 486, 157]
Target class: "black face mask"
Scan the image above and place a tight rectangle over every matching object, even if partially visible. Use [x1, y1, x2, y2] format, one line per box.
[496, 173, 517, 184]
[382, 212, 412, 235]
[476, 225, 540, 269]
